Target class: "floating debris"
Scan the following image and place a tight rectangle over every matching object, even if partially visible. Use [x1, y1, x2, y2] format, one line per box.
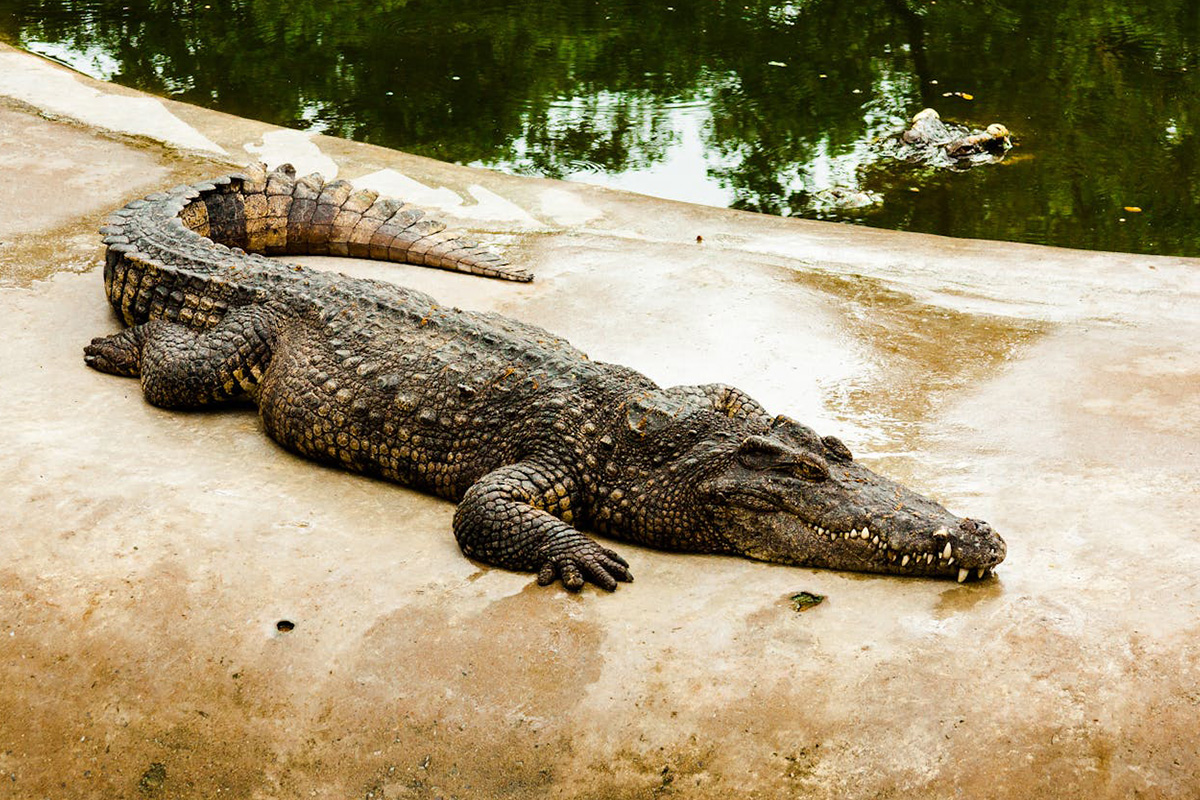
[791, 592, 826, 612]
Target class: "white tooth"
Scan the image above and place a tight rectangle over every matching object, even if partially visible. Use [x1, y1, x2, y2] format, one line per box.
[901, 555, 910, 567]
[926, 553, 933, 564]
[941, 542, 952, 560]
[947, 557, 954, 566]
[934, 527, 949, 538]
[863, 526, 871, 538]
[872, 536, 879, 545]
[957, 568, 969, 583]
[976, 568, 986, 579]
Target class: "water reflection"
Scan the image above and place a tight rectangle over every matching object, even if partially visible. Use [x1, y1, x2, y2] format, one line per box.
[1, 0, 1198, 255]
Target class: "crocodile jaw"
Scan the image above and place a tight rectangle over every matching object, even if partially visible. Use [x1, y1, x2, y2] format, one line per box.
[722, 509, 1005, 581]
[706, 462, 1007, 581]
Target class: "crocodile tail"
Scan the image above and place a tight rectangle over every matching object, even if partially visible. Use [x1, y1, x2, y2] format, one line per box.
[191, 162, 531, 283]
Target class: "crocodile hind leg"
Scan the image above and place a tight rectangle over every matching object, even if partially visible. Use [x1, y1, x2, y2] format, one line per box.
[453, 462, 633, 591]
[82, 324, 148, 378]
[84, 305, 279, 409]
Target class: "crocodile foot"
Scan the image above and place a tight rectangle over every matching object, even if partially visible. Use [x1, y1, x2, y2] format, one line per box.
[84, 329, 144, 377]
[536, 541, 633, 593]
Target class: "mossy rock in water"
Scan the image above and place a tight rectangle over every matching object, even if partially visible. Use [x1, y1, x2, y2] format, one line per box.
[790, 591, 825, 612]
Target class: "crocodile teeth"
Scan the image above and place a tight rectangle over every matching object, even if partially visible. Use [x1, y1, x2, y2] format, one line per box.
[934, 527, 949, 538]
[957, 568, 969, 583]
[863, 526, 871, 538]
[941, 542, 952, 560]
[901, 555, 910, 567]
[872, 536, 880, 546]
[975, 568, 987, 579]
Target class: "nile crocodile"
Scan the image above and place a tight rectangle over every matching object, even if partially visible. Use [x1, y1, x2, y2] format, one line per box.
[85, 164, 1007, 591]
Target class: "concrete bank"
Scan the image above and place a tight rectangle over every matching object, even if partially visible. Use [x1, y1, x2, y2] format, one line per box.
[2, 43, 1199, 799]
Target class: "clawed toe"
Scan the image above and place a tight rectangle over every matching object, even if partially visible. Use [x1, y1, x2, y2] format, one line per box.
[537, 549, 633, 593]
[83, 331, 141, 376]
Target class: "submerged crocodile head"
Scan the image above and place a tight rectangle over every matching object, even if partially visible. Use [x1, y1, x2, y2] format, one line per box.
[681, 415, 1006, 581]
[896, 108, 1012, 167]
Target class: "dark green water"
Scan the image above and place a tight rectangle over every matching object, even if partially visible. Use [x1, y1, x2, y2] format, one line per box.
[3, 0, 1198, 256]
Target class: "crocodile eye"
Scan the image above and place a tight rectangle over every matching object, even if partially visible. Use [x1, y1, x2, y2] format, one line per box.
[737, 436, 829, 482]
[737, 435, 792, 470]
[822, 435, 853, 462]
[788, 459, 829, 482]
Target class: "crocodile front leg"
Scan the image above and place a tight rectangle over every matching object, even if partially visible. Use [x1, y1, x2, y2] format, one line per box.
[453, 462, 633, 591]
[84, 305, 280, 409]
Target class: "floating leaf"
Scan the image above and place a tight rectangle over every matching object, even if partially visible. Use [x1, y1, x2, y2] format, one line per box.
[961, 92, 974, 100]
[791, 592, 825, 612]
[1123, 206, 1142, 213]
[768, 61, 787, 67]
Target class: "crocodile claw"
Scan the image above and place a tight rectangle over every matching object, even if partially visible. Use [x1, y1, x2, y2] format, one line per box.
[84, 331, 142, 377]
[536, 545, 632, 592]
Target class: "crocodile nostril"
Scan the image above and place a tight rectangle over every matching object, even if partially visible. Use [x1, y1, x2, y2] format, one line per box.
[960, 518, 991, 536]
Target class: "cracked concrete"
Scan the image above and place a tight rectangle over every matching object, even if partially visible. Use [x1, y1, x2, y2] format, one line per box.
[2, 44, 1199, 799]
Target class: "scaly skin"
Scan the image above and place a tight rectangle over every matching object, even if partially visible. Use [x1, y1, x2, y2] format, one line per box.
[84, 164, 1007, 591]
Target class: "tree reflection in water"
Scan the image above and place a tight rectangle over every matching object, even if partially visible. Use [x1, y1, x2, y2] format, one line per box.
[2, 0, 1197, 255]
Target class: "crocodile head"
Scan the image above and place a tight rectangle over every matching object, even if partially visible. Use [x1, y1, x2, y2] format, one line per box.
[697, 416, 1006, 581]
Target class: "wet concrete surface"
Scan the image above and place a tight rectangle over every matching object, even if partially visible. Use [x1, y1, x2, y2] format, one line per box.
[2, 44, 1199, 798]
